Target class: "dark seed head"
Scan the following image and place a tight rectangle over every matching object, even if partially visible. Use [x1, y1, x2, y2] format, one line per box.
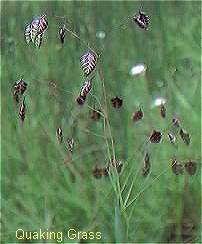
[59, 25, 66, 44]
[149, 130, 162, 143]
[57, 127, 63, 144]
[167, 133, 176, 144]
[67, 137, 74, 152]
[132, 108, 144, 122]
[90, 109, 101, 121]
[102, 166, 110, 176]
[133, 10, 150, 30]
[92, 165, 103, 179]
[111, 159, 123, 174]
[142, 152, 150, 176]
[184, 161, 197, 176]
[160, 104, 166, 118]
[172, 116, 180, 127]
[111, 97, 123, 109]
[19, 97, 26, 121]
[179, 128, 190, 146]
[76, 95, 86, 106]
[171, 159, 184, 175]
[13, 78, 27, 103]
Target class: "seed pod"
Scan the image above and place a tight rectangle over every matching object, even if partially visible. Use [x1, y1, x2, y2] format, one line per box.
[25, 14, 48, 48]
[59, 25, 66, 44]
[171, 159, 184, 175]
[132, 108, 144, 122]
[133, 10, 150, 30]
[160, 103, 166, 118]
[38, 14, 48, 33]
[167, 133, 176, 144]
[67, 137, 74, 153]
[90, 109, 101, 121]
[184, 161, 197, 176]
[172, 116, 180, 127]
[92, 165, 103, 179]
[19, 97, 26, 121]
[142, 152, 150, 176]
[13, 78, 27, 103]
[80, 50, 97, 77]
[149, 130, 162, 143]
[102, 166, 110, 176]
[111, 97, 123, 109]
[80, 80, 92, 97]
[14, 78, 27, 95]
[179, 128, 190, 146]
[111, 160, 123, 174]
[57, 127, 63, 144]
[76, 95, 86, 106]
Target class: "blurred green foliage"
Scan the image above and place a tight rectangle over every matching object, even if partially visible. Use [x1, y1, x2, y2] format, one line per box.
[1, 1, 201, 243]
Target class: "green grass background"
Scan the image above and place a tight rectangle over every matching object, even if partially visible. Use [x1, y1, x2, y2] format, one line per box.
[1, 1, 201, 243]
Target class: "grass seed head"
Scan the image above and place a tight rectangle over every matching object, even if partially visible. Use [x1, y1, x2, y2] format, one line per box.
[132, 108, 144, 122]
[142, 152, 151, 176]
[171, 159, 184, 175]
[92, 165, 103, 179]
[19, 97, 26, 122]
[179, 128, 190, 146]
[160, 103, 166, 118]
[57, 127, 63, 144]
[90, 109, 101, 121]
[111, 97, 123, 109]
[149, 130, 162, 143]
[184, 160, 197, 176]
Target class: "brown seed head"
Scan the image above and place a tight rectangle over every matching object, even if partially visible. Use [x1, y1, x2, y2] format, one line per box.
[111, 97, 123, 109]
[149, 130, 162, 143]
[179, 128, 190, 146]
[184, 160, 197, 176]
[132, 108, 144, 122]
[92, 165, 103, 179]
[171, 159, 184, 175]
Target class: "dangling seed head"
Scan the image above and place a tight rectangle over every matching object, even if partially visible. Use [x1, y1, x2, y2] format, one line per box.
[111, 159, 123, 174]
[171, 159, 184, 175]
[179, 128, 190, 146]
[80, 50, 97, 77]
[167, 133, 176, 144]
[92, 165, 103, 179]
[184, 160, 197, 176]
[172, 116, 180, 127]
[160, 103, 166, 118]
[132, 108, 144, 122]
[142, 152, 151, 176]
[67, 137, 74, 153]
[13, 78, 27, 103]
[111, 97, 123, 109]
[59, 25, 66, 44]
[19, 97, 26, 122]
[149, 130, 162, 143]
[102, 166, 110, 176]
[76, 95, 86, 106]
[57, 127, 63, 144]
[80, 80, 92, 97]
[133, 10, 150, 30]
[90, 109, 101, 121]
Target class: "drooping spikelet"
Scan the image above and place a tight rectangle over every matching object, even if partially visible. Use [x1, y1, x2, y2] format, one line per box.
[133, 10, 150, 30]
[80, 50, 97, 76]
[59, 25, 66, 45]
[57, 127, 63, 144]
[24, 14, 48, 48]
[19, 97, 26, 122]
